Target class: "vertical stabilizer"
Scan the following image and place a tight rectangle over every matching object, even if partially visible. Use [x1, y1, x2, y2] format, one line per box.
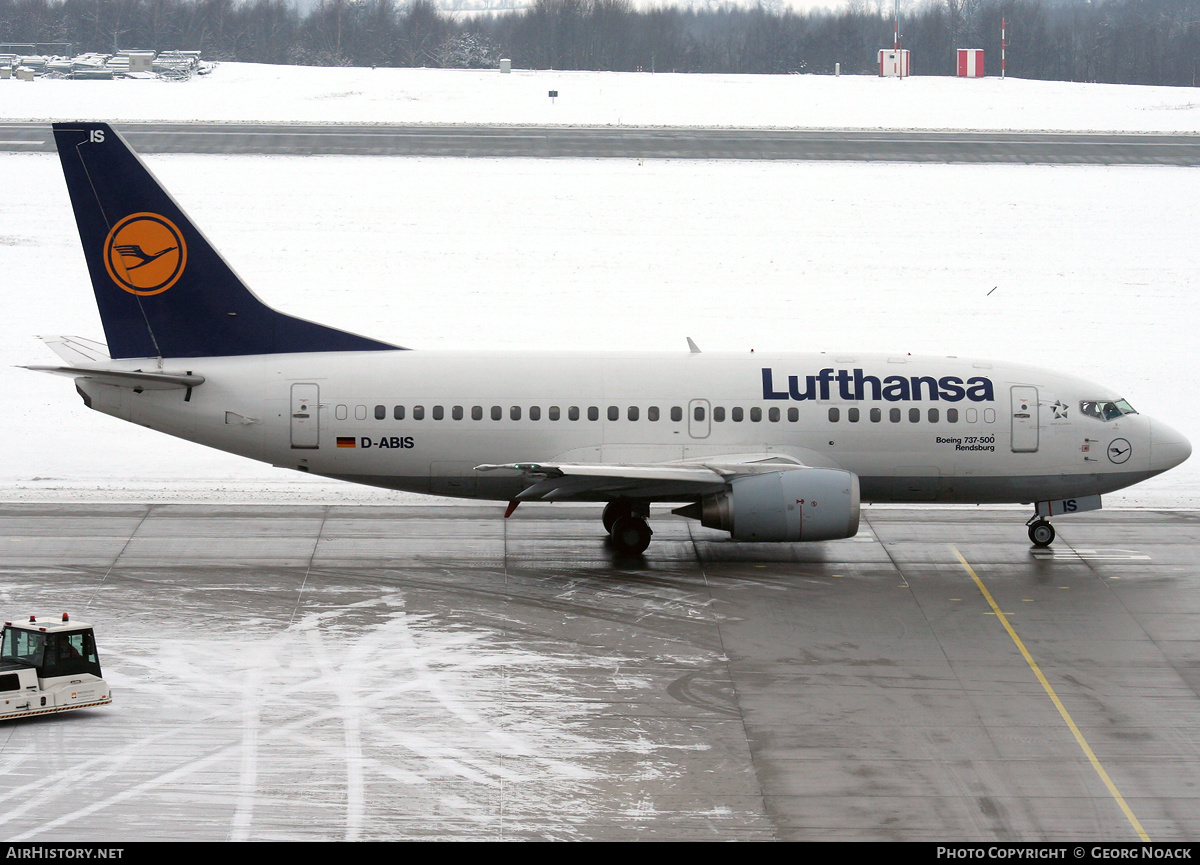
[53, 122, 402, 359]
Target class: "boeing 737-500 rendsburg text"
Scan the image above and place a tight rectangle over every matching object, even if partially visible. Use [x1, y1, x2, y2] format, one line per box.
[26, 123, 1191, 554]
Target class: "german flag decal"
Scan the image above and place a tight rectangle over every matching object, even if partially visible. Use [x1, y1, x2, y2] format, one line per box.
[336, 437, 356, 448]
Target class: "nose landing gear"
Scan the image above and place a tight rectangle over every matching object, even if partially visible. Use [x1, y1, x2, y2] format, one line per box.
[1027, 514, 1056, 547]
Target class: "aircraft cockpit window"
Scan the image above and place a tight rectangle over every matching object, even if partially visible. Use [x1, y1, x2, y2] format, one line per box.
[1080, 399, 1138, 421]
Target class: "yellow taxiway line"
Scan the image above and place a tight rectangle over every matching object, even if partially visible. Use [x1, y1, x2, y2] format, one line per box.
[950, 545, 1149, 842]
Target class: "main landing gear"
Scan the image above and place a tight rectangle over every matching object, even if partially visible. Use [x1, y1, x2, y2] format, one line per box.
[603, 500, 652, 555]
[1026, 514, 1056, 547]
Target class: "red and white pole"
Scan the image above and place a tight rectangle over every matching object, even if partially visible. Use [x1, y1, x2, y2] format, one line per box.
[1002, 18, 1007, 79]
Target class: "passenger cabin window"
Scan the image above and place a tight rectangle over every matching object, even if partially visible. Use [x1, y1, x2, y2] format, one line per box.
[947, 408, 958, 423]
[769, 407, 780, 422]
[648, 407, 660, 422]
[472, 406, 483, 421]
[671, 407, 683, 422]
[588, 407, 599, 421]
[713, 407, 726, 422]
[375, 405, 386, 420]
[928, 408, 939, 423]
[788, 408, 799, 422]
[828, 407, 839, 422]
[608, 406, 619, 421]
[694, 406, 706, 421]
[569, 406, 580, 421]
[848, 407, 860, 423]
[510, 406, 521, 421]
[750, 407, 762, 422]
[452, 406, 463, 420]
[890, 408, 901, 423]
[731, 407, 744, 422]
[394, 405, 405, 421]
[870, 408, 881, 422]
[549, 406, 561, 421]
[491, 406, 502, 421]
[413, 405, 425, 420]
[433, 405, 444, 420]
[909, 408, 920, 423]
[627, 406, 639, 421]
[529, 406, 541, 421]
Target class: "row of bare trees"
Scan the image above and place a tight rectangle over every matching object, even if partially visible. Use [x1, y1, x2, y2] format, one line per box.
[1, 0, 1197, 85]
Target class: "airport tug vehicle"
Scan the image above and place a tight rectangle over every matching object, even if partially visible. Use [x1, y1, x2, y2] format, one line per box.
[0, 614, 112, 720]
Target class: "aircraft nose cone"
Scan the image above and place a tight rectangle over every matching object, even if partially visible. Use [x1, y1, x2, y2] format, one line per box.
[1150, 420, 1192, 473]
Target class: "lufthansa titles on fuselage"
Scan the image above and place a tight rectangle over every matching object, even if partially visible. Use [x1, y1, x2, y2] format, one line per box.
[762, 368, 996, 403]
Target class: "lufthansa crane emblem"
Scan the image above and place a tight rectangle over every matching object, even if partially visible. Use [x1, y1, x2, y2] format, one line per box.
[103, 212, 188, 295]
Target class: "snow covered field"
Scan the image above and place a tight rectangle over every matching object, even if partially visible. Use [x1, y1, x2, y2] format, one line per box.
[2, 65, 1197, 507]
[4, 62, 1200, 132]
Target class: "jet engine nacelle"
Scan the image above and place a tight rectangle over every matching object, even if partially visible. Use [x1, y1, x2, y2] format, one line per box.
[698, 469, 861, 542]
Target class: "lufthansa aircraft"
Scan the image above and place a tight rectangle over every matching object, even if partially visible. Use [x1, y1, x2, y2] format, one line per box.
[28, 122, 1191, 554]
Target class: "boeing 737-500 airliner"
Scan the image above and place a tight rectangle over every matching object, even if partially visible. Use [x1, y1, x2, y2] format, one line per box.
[26, 122, 1191, 554]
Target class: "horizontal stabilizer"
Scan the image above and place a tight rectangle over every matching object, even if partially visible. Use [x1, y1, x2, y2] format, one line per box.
[22, 365, 204, 390]
[37, 336, 111, 364]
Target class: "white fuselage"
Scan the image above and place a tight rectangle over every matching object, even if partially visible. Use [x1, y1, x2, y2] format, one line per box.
[75, 349, 1190, 506]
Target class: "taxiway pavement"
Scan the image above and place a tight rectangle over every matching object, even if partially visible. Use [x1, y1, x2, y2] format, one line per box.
[0, 503, 1197, 841]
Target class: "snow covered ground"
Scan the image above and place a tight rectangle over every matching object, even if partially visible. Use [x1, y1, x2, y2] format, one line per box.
[4, 62, 1200, 132]
[2, 65, 1197, 507]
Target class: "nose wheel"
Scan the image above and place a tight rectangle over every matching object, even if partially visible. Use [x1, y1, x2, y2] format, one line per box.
[1027, 516, 1055, 547]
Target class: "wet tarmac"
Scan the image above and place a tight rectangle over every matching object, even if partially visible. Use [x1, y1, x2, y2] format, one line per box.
[0, 502, 1197, 841]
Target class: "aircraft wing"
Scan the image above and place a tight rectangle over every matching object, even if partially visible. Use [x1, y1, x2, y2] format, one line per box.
[475, 453, 807, 502]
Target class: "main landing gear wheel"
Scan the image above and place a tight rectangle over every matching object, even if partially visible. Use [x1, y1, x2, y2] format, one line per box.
[602, 500, 633, 534]
[610, 515, 653, 555]
[1028, 519, 1055, 547]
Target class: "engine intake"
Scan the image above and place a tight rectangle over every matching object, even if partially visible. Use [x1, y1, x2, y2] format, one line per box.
[684, 468, 860, 542]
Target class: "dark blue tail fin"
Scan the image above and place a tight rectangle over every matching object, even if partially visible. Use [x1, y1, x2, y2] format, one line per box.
[53, 122, 402, 359]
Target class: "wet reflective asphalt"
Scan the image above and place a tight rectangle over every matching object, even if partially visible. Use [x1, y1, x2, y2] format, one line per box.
[0, 503, 1197, 840]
